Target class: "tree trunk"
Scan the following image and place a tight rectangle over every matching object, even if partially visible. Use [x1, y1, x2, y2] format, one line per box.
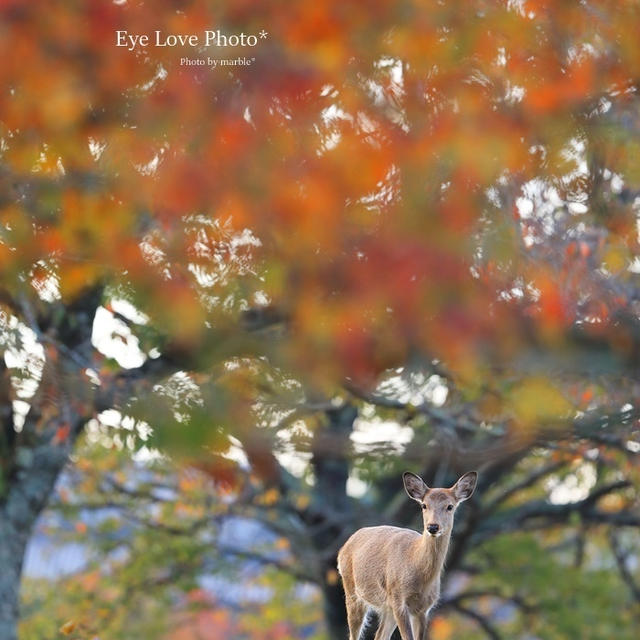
[0, 286, 104, 638]
[321, 557, 349, 639]
[310, 403, 358, 639]
[0, 423, 82, 639]
[0, 509, 28, 640]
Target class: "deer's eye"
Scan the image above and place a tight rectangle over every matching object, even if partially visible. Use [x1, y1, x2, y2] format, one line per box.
[421, 503, 427, 510]
[446, 504, 453, 511]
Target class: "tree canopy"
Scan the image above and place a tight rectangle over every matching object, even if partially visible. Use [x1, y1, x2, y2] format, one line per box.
[2, 0, 640, 389]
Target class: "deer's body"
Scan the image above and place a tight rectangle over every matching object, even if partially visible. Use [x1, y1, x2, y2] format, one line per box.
[338, 525, 446, 633]
[337, 472, 477, 640]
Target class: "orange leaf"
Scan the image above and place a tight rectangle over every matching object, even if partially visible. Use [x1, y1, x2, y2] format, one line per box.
[430, 616, 453, 640]
[325, 568, 339, 585]
[59, 620, 77, 635]
[53, 424, 71, 445]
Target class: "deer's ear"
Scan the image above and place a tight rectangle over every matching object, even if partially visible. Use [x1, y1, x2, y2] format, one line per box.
[452, 471, 478, 502]
[403, 472, 429, 502]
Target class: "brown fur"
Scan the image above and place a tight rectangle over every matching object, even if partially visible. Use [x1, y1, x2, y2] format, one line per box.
[337, 471, 477, 640]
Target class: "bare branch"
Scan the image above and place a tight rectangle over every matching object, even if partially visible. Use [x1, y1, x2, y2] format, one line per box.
[609, 532, 640, 603]
[216, 544, 317, 583]
[451, 604, 503, 640]
[441, 588, 535, 614]
[483, 461, 566, 513]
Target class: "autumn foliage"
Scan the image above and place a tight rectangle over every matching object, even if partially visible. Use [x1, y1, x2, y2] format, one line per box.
[1, 0, 639, 401]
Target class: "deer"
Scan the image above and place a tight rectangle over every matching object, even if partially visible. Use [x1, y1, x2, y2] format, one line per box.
[337, 470, 478, 640]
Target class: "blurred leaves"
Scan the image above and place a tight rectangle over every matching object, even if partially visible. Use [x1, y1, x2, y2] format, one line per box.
[508, 377, 573, 429]
[1, 0, 640, 394]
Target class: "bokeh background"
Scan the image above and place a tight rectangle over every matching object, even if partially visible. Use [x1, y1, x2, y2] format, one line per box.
[1, 1, 640, 638]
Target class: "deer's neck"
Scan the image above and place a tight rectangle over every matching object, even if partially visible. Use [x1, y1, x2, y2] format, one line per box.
[414, 529, 451, 581]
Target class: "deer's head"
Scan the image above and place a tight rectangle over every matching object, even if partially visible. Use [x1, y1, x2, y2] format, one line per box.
[403, 471, 477, 537]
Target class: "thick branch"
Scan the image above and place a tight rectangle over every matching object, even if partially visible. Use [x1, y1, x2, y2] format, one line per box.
[0, 356, 15, 482]
[473, 481, 635, 545]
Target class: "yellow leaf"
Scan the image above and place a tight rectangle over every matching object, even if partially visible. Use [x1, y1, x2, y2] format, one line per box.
[599, 494, 625, 513]
[294, 494, 311, 510]
[510, 377, 572, 427]
[602, 245, 627, 274]
[326, 568, 339, 585]
[275, 537, 290, 551]
[256, 488, 280, 506]
[59, 620, 76, 635]
[431, 617, 453, 640]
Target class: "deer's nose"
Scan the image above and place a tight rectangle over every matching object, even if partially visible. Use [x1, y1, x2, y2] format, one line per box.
[427, 523, 440, 535]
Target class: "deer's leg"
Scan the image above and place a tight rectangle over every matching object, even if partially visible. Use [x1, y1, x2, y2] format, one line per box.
[410, 613, 427, 640]
[345, 596, 366, 640]
[373, 611, 397, 640]
[391, 607, 415, 640]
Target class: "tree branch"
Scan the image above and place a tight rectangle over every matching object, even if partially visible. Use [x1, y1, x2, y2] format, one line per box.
[216, 544, 316, 583]
[441, 588, 535, 614]
[473, 481, 635, 544]
[483, 461, 566, 513]
[609, 532, 640, 603]
[451, 604, 503, 640]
